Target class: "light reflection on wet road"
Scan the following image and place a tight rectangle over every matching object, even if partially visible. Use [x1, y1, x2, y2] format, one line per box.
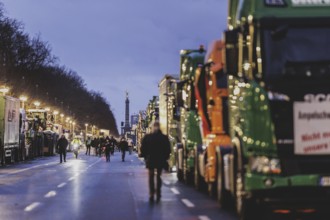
[0, 152, 236, 220]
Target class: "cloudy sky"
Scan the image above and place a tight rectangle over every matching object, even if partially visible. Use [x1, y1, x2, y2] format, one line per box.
[1, 0, 227, 130]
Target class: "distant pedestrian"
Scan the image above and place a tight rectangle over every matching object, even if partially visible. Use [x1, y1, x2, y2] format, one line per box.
[86, 137, 92, 155]
[98, 137, 104, 157]
[141, 121, 170, 203]
[109, 136, 117, 155]
[92, 137, 99, 156]
[105, 138, 111, 162]
[57, 135, 69, 163]
[119, 137, 128, 162]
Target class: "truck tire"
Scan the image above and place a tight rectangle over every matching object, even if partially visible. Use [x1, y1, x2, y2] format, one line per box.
[194, 150, 206, 191]
[183, 149, 194, 185]
[216, 150, 233, 209]
[234, 149, 258, 220]
[184, 159, 193, 185]
[176, 150, 184, 182]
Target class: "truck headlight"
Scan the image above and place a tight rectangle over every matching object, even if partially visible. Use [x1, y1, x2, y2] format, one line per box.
[250, 156, 281, 174]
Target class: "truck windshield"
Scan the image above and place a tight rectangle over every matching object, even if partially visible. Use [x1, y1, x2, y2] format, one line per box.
[262, 26, 330, 82]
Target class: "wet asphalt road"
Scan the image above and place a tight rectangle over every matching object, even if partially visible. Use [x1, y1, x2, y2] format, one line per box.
[0, 151, 237, 220]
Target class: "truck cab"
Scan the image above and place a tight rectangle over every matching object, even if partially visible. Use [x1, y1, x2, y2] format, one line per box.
[195, 40, 232, 201]
[176, 46, 206, 183]
[224, 0, 330, 219]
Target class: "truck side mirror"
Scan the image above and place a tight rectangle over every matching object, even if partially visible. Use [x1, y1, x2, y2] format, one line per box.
[224, 29, 239, 76]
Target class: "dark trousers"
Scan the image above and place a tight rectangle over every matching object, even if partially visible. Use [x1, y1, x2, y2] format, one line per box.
[86, 146, 91, 155]
[122, 150, 126, 161]
[106, 151, 110, 162]
[59, 151, 66, 163]
[149, 168, 162, 197]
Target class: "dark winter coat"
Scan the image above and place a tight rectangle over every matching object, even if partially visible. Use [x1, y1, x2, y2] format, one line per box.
[92, 139, 99, 148]
[109, 138, 117, 147]
[105, 142, 111, 154]
[141, 131, 171, 169]
[57, 137, 68, 153]
[119, 140, 129, 152]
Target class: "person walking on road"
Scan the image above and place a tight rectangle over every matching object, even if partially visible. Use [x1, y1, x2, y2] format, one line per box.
[105, 138, 111, 162]
[92, 137, 99, 156]
[141, 121, 171, 203]
[110, 136, 117, 155]
[86, 137, 92, 155]
[98, 137, 104, 157]
[57, 135, 69, 163]
[119, 137, 128, 162]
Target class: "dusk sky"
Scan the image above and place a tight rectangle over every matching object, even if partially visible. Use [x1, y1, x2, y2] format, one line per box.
[2, 0, 227, 130]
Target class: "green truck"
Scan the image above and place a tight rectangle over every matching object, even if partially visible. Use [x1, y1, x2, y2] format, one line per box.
[220, 0, 330, 219]
[176, 46, 206, 183]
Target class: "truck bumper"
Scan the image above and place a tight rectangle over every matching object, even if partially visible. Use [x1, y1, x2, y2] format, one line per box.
[245, 173, 330, 209]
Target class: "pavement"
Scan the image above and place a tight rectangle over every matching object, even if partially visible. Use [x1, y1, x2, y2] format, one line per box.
[0, 151, 237, 220]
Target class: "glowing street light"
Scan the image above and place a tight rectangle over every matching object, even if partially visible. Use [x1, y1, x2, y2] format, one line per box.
[0, 87, 9, 96]
[33, 101, 41, 108]
[72, 122, 76, 136]
[53, 110, 59, 123]
[45, 107, 51, 112]
[85, 123, 88, 139]
[19, 96, 28, 109]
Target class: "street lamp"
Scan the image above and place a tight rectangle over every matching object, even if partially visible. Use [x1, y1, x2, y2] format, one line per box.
[85, 123, 88, 139]
[60, 114, 64, 123]
[72, 122, 76, 136]
[53, 111, 59, 123]
[19, 96, 28, 109]
[33, 101, 41, 109]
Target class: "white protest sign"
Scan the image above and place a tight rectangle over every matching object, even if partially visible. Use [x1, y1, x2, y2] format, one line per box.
[294, 102, 330, 155]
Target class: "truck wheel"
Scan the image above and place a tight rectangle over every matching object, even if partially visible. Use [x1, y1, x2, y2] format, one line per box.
[208, 182, 217, 198]
[234, 153, 258, 220]
[184, 161, 194, 185]
[194, 150, 205, 191]
[183, 149, 193, 185]
[216, 152, 232, 209]
[176, 151, 184, 182]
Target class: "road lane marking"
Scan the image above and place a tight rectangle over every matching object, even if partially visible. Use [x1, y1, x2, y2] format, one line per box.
[198, 216, 211, 220]
[86, 158, 102, 170]
[24, 202, 41, 212]
[181, 199, 195, 208]
[57, 182, 66, 188]
[170, 187, 180, 195]
[68, 177, 75, 181]
[44, 190, 57, 198]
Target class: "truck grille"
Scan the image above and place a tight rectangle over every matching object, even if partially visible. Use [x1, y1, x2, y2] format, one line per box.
[270, 101, 330, 176]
